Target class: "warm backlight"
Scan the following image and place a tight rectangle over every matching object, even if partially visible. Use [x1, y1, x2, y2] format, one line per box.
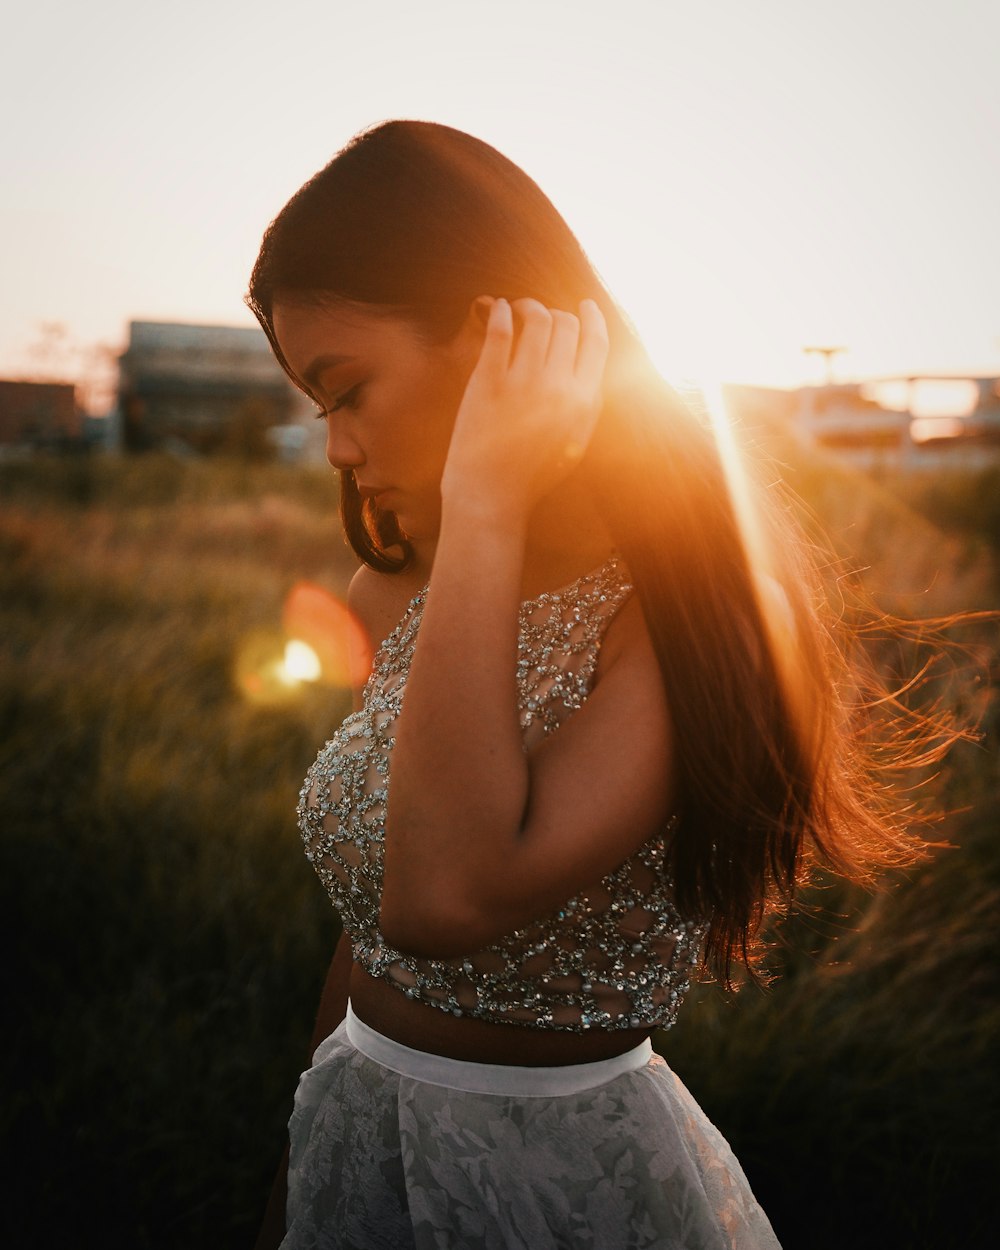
[699, 379, 815, 763]
[235, 581, 372, 704]
[282, 639, 322, 683]
[281, 581, 372, 689]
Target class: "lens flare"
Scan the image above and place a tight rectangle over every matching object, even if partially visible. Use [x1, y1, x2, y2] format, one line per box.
[282, 581, 372, 689]
[235, 629, 302, 704]
[282, 639, 322, 682]
[234, 581, 371, 705]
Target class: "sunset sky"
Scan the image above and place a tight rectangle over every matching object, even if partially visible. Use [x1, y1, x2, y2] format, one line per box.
[3, 0, 998, 408]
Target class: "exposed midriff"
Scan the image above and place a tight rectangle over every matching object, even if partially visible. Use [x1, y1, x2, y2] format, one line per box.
[349, 964, 653, 1065]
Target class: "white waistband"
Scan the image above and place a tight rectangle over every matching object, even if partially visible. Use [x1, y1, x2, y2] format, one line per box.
[344, 1001, 653, 1097]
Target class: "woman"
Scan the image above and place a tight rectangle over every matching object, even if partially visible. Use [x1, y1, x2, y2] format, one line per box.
[248, 120, 929, 1249]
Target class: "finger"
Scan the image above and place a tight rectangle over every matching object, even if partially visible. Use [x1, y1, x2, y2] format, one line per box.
[508, 298, 553, 377]
[544, 309, 581, 375]
[574, 299, 610, 390]
[469, 294, 496, 330]
[474, 298, 513, 380]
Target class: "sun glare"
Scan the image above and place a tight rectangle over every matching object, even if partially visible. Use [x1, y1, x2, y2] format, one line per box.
[282, 581, 372, 689]
[234, 583, 371, 706]
[698, 379, 814, 760]
[282, 639, 322, 683]
[698, 379, 772, 579]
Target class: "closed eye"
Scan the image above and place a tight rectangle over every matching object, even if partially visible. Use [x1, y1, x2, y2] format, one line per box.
[314, 383, 364, 419]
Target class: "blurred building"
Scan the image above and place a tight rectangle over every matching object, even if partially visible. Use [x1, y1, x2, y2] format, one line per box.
[117, 320, 321, 458]
[0, 379, 81, 450]
[794, 382, 913, 471]
[791, 375, 1000, 473]
[904, 376, 1000, 470]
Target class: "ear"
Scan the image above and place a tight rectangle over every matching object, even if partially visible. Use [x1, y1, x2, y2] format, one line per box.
[442, 296, 496, 375]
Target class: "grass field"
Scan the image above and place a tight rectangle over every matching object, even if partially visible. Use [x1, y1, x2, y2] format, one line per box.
[1, 452, 996, 1248]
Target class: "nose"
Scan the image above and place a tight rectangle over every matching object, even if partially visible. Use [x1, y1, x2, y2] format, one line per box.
[324, 420, 365, 473]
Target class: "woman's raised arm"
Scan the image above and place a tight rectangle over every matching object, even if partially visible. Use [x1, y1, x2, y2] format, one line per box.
[380, 299, 675, 957]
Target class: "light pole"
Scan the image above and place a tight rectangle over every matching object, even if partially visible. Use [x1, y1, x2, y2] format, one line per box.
[803, 345, 847, 388]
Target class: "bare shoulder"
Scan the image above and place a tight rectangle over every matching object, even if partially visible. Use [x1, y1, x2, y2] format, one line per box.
[344, 565, 425, 712]
[347, 563, 426, 653]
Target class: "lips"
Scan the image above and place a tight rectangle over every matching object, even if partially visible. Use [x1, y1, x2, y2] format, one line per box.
[356, 483, 391, 501]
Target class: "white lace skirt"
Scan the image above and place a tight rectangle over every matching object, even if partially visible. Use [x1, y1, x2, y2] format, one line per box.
[281, 1003, 781, 1249]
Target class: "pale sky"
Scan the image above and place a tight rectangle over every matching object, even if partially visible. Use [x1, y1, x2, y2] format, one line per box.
[3, 0, 998, 408]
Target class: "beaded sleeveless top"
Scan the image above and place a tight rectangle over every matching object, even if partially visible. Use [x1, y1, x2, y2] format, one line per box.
[297, 555, 707, 1033]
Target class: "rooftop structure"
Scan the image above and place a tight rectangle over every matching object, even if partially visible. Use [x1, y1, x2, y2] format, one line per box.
[0, 379, 80, 449]
[792, 375, 1000, 472]
[117, 320, 319, 457]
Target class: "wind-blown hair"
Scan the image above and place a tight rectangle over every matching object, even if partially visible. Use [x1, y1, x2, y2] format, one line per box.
[247, 119, 940, 982]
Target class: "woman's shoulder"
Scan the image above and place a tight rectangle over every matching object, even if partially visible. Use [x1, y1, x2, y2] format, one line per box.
[347, 562, 427, 652]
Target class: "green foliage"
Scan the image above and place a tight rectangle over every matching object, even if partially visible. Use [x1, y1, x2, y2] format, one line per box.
[1, 454, 996, 1248]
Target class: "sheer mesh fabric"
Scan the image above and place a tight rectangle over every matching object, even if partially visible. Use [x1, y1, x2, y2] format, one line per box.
[297, 555, 707, 1033]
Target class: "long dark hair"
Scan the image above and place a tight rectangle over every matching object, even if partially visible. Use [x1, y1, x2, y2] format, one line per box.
[247, 119, 943, 982]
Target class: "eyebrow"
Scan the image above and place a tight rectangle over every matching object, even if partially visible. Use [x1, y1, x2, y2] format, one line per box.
[301, 353, 357, 389]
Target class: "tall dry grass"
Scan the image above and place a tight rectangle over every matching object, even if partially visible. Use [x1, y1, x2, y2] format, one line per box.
[1, 451, 996, 1248]
[660, 438, 999, 1247]
[1, 456, 357, 1246]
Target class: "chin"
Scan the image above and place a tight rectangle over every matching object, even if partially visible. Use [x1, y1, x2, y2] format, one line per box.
[397, 507, 440, 543]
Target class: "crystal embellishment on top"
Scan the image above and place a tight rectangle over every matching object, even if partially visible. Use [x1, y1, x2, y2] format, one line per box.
[296, 554, 707, 1033]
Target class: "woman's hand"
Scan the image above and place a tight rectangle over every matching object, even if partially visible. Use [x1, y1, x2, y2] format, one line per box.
[440, 297, 609, 523]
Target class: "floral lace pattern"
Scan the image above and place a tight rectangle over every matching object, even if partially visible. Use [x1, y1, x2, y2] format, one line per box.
[297, 555, 708, 1033]
[282, 1023, 782, 1249]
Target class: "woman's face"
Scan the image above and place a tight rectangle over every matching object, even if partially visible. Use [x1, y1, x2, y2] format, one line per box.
[271, 299, 473, 541]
